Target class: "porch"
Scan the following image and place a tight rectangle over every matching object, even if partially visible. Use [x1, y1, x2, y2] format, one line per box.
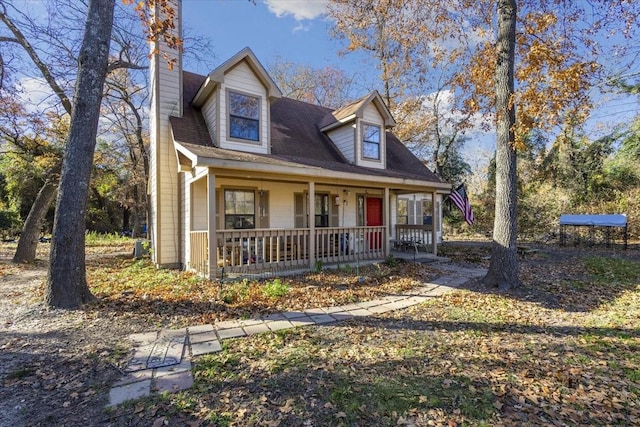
[189, 226, 386, 277]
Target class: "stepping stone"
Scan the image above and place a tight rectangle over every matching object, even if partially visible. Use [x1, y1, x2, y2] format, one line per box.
[244, 323, 270, 335]
[108, 379, 151, 406]
[113, 369, 154, 387]
[309, 314, 336, 324]
[216, 327, 246, 340]
[155, 359, 192, 378]
[266, 320, 294, 331]
[153, 371, 194, 393]
[190, 331, 218, 344]
[191, 340, 222, 356]
[125, 335, 186, 372]
[188, 324, 214, 334]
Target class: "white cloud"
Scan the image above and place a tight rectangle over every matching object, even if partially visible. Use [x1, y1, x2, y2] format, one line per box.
[264, 0, 328, 21]
[16, 77, 58, 111]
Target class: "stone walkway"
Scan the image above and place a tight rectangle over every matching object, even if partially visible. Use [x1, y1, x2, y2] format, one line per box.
[107, 263, 486, 407]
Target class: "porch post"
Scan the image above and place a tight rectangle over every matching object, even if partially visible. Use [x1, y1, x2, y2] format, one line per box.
[308, 181, 315, 268]
[383, 187, 390, 256]
[431, 190, 438, 255]
[207, 172, 217, 279]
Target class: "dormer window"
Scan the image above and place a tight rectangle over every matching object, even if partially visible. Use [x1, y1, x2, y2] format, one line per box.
[229, 91, 260, 141]
[363, 123, 381, 160]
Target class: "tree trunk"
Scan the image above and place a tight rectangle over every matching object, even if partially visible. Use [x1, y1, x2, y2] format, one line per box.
[482, 0, 521, 290]
[45, 0, 115, 309]
[12, 178, 58, 264]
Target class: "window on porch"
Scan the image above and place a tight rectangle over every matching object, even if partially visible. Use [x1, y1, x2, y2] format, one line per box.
[315, 194, 329, 227]
[225, 189, 255, 229]
[294, 192, 339, 228]
[397, 198, 408, 225]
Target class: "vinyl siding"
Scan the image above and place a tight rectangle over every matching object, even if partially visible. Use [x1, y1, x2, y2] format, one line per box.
[149, 3, 182, 267]
[327, 125, 355, 163]
[191, 179, 208, 230]
[201, 91, 218, 146]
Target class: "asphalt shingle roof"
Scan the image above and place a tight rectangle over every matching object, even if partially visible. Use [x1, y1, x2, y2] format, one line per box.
[169, 71, 444, 184]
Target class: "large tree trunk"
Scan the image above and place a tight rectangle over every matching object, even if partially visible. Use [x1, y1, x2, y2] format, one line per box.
[12, 178, 58, 264]
[45, 0, 115, 309]
[482, 0, 521, 290]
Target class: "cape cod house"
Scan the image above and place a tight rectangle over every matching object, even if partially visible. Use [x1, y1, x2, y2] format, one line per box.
[148, 2, 451, 278]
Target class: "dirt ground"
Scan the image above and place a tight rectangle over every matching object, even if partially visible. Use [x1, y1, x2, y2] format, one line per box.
[0, 240, 637, 426]
[0, 249, 154, 427]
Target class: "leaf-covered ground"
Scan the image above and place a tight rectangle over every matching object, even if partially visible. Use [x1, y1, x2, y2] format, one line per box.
[1, 240, 639, 426]
[86, 256, 438, 328]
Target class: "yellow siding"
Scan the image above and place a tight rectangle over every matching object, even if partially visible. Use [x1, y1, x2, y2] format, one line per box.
[149, 0, 182, 266]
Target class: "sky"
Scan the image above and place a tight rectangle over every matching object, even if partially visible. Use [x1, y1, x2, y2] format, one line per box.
[182, 0, 351, 76]
[181, 0, 498, 161]
[10, 0, 640, 170]
[181, 0, 639, 162]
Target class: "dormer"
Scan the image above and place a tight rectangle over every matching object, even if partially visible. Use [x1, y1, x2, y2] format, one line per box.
[320, 91, 396, 170]
[191, 47, 282, 154]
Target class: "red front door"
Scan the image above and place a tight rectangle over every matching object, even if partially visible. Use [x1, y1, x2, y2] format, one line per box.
[366, 197, 383, 249]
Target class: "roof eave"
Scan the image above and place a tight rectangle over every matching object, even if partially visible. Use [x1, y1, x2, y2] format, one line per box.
[180, 150, 450, 191]
[320, 114, 357, 132]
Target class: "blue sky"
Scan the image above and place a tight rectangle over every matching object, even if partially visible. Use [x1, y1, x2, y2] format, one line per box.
[12, 0, 639, 166]
[182, 0, 358, 76]
[181, 0, 499, 161]
[181, 1, 639, 158]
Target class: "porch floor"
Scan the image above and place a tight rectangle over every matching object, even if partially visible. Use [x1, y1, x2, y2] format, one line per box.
[217, 251, 448, 280]
[390, 249, 449, 264]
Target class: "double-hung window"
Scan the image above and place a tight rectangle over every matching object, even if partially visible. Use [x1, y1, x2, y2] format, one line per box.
[229, 91, 259, 141]
[225, 190, 255, 229]
[315, 194, 329, 227]
[397, 199, 408, 225]
[362, 124, 381, 160]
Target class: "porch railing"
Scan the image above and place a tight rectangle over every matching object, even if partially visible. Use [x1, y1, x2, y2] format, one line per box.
[189, 231, 208, 274]
[188, 226, 387, 277]
[394, 224, 434, 251]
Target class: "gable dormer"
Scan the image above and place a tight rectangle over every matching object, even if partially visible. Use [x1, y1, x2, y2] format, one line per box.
[320, 91, 395, 170]
[192, 47, 282, 154]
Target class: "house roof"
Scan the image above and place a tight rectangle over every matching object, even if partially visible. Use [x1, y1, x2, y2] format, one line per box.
[319, 91, 396, 131]
[191, 47, 282, 107]
[170, 71, 446, 188]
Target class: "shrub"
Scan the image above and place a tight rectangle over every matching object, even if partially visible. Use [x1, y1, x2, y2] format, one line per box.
[261, 278, 290, 298]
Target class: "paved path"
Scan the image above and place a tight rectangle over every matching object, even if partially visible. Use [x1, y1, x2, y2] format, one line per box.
[108, 263, 486, 407]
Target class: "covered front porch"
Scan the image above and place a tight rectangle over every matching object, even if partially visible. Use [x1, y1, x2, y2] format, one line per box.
[183, 172, 443, 279]
[189, 226, 387, 277]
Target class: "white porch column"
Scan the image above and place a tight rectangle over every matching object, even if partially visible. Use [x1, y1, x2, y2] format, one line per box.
[207, 172, 217, 279]
[308, 181, 315, 267]
[383, 187, 390, 256]
[431, 190, 438, 255]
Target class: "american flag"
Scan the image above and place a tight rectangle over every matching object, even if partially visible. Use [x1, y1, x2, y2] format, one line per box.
[448, 184, 475, 225]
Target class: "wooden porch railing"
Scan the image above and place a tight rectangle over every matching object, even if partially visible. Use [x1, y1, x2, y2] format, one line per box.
[189, 231, 208, 274]
[188, 226, 387, 277]
[394, 224, 434, 252]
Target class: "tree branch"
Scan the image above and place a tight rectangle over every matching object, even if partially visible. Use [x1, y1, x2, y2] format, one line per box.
[0, 3, 72, 114]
